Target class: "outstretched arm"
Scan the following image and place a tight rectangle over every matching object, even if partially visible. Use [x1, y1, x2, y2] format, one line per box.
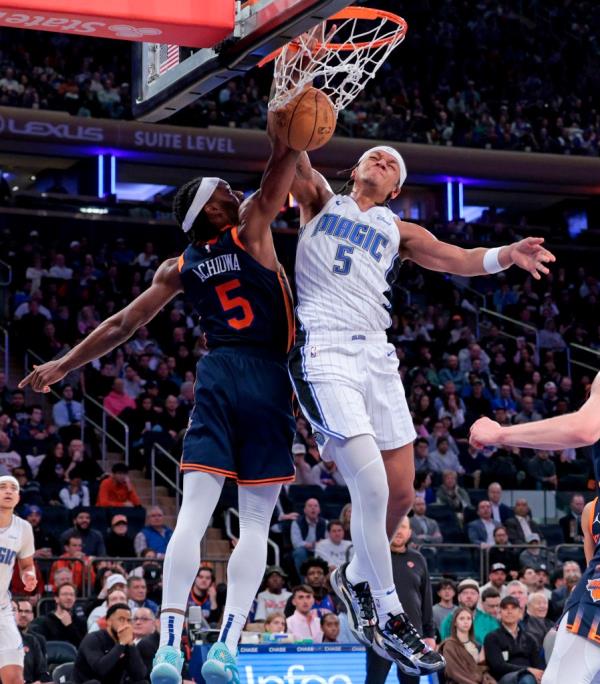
[470, 372, 600, 450]
[399, 220, 555, 280]
[19, 258, 182, 392]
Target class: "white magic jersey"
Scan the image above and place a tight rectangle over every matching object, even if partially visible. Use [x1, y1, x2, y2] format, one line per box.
[296, 194, 401, 333]
[0, 516, 34, 613]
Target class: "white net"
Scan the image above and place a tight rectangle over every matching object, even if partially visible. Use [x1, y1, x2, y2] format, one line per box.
[267, 7, 407, 113]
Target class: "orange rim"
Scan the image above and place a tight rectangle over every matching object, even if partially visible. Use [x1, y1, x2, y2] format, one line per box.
[258, 6, 406, 67]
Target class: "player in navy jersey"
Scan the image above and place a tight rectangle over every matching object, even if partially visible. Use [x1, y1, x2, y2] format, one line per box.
[20, 124, 300, 684]
[470, 372, 600, 683]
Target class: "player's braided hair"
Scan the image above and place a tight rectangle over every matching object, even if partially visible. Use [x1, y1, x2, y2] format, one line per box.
[172, 178, 216, 243]
[338, 164, 393, 206]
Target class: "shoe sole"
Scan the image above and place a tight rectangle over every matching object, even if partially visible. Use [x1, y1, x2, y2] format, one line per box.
[201, 660, 239, 684]
[150, 663, 182, 684]
[330, 567, 374, 647]
[372, 639, 421, 676]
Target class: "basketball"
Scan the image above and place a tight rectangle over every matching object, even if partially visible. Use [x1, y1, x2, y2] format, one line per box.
[273, 87, 336, 151]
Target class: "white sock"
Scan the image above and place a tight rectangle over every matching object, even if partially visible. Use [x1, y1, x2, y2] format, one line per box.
[217, 483, 281, 653]
[159, 610, 186, 650]
[219, 609, 248, 653]
[371, 587, 403, 626]
[158, 471, 224, 650]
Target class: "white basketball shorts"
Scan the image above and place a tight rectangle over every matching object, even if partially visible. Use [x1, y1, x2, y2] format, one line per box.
[542, 614, 600, 684]
[0, 611, 24, 668]
[289, 331, 416, 453]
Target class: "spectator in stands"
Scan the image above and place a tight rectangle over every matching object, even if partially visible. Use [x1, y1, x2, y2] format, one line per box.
[410, 497, 443, 545]
[286, 585, 322, 643]
[366, 516, 435, 683]
[483, 595, 544, 684]
[264, 612, 287, 634]
[480, 587, 502, 620]
[321, 613, 340, 644]
[432, 579, 456, 635]
[513, 396, 542, 425]
[440, 579, 499, 643]
[73, 603, 147, 684]
[487, 483, 513, 524]
[505, 500, 544, 545]
[436, 470, 471, 516]
[253, 566, 291, 622]
[315, 520, 352, 570]
[527, 451, 557, 490]
[491, 385, 518, 417]
[428, 437, 465, 475]
[29, 582, 86, 647]
[519, 567, 540, 595]
[58, 468, 90, 509]
[36, 441, 70, 486]
[506, 581, 529, 611]
[414, 438, 431, 473]
[97, 463, 141, 507]
[550, 561, 581, 618]
[188, 567, 221, 624]
[439, 608, 494, 684]
[132, 607, 157, 644]
[11, 599, 49, 684]
[60, 509, 106, 556]
[339, 503, 352, 541]
[88, 586, 129, 633]
[52, 384, 84, 435]
[310, 459, 345, 488]
[290, 497, 327, 572]
[25, 505, 59, 557]
[106, 513, 136, 557]
[127, 576, 158, 615]
[103, 378, 136, 417]
[481, 563, 508, 599]
[489, 527, 519, 578]
[49, 533, 95, 593]
[523, 593, 552, 651]
[438, 355, 463, 392]
[133, 506, 172, 556]
[468, 500, 502, 547]
[559, 493, 585, 543]
[16, 405, 54, 455]
[299, 557, 335, 616]
[518, 539, 550, 572]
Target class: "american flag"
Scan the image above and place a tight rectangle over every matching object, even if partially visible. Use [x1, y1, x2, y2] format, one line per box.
[159, 44, 180, 74]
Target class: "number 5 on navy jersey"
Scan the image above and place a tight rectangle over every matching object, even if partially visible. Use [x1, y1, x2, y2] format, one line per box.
[333, 244, 354, 275]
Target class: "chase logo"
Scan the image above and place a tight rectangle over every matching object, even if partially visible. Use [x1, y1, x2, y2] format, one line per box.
[586, 578, 600, 602]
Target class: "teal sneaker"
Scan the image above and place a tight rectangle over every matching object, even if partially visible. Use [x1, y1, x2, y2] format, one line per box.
[201, 642, 240, 684]
[150, 645, 184, 684]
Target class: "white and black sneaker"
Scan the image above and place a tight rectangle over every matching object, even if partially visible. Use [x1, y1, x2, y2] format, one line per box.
[373, 612, 446, 675]
[330, 562, 377, 646]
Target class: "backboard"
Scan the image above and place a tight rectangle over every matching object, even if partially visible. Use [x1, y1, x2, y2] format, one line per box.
[132, 0, 354, 123]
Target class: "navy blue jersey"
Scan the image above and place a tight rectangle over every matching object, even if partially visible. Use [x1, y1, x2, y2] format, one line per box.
[178, 227, 294, 355]
[564, 496, 600, 645]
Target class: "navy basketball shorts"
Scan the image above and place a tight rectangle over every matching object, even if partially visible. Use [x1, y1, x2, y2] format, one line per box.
[181, 346, 295, 486]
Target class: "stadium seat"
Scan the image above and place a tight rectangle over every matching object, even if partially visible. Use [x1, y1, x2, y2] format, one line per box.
[52, 662, 74, 684]
[46, 641, 78, 669]
[425, 505, 466, 543]
[539, 524, 564, 547]
[41, 506, 71, 541]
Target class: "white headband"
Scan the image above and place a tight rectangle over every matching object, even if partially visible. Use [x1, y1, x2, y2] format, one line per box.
[359, 145, 408, 189]
[0, 475, 19, 490]
[182, 177, 220, 233]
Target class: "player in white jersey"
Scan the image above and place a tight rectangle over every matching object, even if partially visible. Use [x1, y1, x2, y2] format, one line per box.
[288, 144, 555, 675]
[0, 475, 36, 684]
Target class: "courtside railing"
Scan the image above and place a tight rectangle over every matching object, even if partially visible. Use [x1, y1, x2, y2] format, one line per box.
[150, 442, 182, 512]
[23, 348, 129, 467]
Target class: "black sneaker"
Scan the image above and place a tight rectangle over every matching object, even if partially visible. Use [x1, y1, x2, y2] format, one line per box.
[330, 562, 377, 646]
[372, 612, 446, 675]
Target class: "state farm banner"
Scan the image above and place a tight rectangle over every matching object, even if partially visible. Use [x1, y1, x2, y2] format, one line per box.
[0, 1, 233, 46]
[0, 106, 253, 158]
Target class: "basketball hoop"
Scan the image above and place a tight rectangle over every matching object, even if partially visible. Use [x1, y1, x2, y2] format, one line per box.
[262, 6, 407, 113]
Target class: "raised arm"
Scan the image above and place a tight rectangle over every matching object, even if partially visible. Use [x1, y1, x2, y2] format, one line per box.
[582, 501, 595, 564]
[399, 220, 555, 280]
[469, 372, 600, 450]
[291, 152, 334, 225]
[19, 258, 182, 392]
